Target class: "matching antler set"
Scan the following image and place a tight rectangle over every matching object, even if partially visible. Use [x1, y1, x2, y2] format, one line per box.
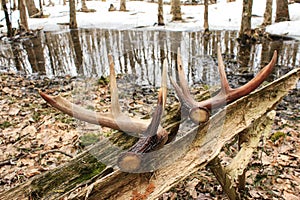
[40, 47, 277, 172]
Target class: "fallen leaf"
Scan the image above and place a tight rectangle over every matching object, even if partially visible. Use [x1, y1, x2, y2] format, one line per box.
[8, 107, 20, 116]
[283, 191, 299, 200]
[184, 178, 199, 199]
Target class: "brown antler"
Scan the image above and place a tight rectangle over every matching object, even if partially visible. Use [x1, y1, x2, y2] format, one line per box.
[171, 46, 277, 124]
[40, 55, 151, 135]
[40, 55, 169, 172]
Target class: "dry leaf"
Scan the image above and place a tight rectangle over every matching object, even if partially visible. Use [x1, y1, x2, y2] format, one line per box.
[185, 178, 199, 199]
[8, 107, 20, 116]
[283, 191, 299, 200]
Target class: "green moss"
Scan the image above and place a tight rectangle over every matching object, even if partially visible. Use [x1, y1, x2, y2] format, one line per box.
[79, 133, 100, 147]
[30, 154, 106, 199]
[54, 114, 75, 124]
[0, 121, 12, 129]
[270, 131, 286, 143]
[32, 112, 41, 122]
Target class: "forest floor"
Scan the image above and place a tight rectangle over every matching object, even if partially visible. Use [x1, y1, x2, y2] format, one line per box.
[0, 71, 299, 199]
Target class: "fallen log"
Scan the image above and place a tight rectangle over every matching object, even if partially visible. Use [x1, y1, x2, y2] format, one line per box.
[70, 68, 299, 200]
[1, 67, 298, 200]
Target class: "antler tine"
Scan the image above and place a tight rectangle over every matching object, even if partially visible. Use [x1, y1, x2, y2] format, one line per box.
[108, 54, 121, 115]
[196, 47, 277, 109]
[169, 49, 198, 109]
[117, 59, 169, 172]
[217, 46, 231, 94]
[40, 56, 152, 135]
[171, 46, 277, 124]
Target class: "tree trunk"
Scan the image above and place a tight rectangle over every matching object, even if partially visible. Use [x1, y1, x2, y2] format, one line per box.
[1, 68, 299, 200]
[275, 0, 290, 22]
[239, 0, 253, 39]
[12, 0, 17, 10]
[119, 0, 126, 11]
[158, 0, 164, 26]
[39, 0, 43, 16]
[171, 0, 182, 21]
[80, 0, 88, 11]
[204, 0, 209, 32]
[1, 0, 13, 37]
[70, 29, 83, 74]
[69, 0, 77, 29]
[26, 0, 39, 17]
[262, 0, 272, 27]
[19, 0, 29, 31]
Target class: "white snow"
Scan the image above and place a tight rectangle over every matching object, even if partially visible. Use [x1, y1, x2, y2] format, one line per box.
[1, 0, 300, 38]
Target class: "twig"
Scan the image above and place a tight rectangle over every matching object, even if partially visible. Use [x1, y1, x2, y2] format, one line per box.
[39, 150, 73, 159]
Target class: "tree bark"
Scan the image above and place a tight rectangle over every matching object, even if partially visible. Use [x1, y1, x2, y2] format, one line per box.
[69, 0, 77, 29]
[119, 0, 126, 11]
[1, 68, 299, 200]
[19, 0, 29, 31]
[275, 0, 290, 22]
[239, 0, 253, 39]
[171, 0, 182, 21]
[158, 0, 164, 26]
[1, 0, 13, 37]
[26, 0, 39, 17]
[204, 0, 209, 32]
[262, 0, 272, 27]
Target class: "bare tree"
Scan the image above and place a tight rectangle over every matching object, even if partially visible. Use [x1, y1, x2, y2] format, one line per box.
[262, 0, 272, 27]
[239, 0, 253, 38]
[275, 0, 290, 22]
[12, 0, 17, 10]
[1, 0, 13, 37]
[158, 0, 164, 25]
[69, 0, 77, 28]
[120, 0, 126, 11]
[204, 0, 209, 32]
[227, 0, 235, 2]
[26, 0, 39, 17]
[79, 0, 89, 11]
[19, 0, 29, 31]
[171, 0, 182, 21]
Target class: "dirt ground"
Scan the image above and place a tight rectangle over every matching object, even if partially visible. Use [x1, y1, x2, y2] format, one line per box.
[0, 72, 299, 199]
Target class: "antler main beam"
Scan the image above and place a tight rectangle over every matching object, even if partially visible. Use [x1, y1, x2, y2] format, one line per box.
[171, 47, 277, 124]
[118, 62, 168, 172]
[40, 55, 169, 172]
[40, 55, 150, 135]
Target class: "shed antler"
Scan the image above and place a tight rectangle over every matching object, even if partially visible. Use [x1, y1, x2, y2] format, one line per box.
[40, 55, 151, 135]
[40, 55, 169, 172]
[171, 46, 277, 124]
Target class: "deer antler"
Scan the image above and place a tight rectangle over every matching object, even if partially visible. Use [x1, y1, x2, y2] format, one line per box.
[171, 46, 277, 124]
[40, 55, 151, 135]
[40, 55, 169, 172]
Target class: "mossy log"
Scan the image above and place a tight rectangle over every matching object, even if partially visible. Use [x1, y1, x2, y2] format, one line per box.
[0, 68, 299, 200]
